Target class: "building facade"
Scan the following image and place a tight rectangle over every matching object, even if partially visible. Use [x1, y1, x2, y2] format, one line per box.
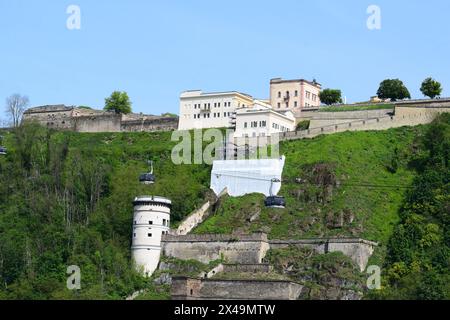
[131, 196, 172, 276]
[178, 90, 254, 130]
[233, 101, 296, 139]
[270, 78, 321, 114]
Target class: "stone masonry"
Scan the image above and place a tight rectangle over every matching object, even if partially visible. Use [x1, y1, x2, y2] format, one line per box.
[22, 105, 178, 133]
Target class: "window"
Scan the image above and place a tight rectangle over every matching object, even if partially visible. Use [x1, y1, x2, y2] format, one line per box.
[295, 90, 298, 97]
[148, 233, 152, 238]
[294, 101, 298, 107]
[277, 103, 281, 108]
[244, 122, 247, 128]
[278, 92, 281, 98]
[149, 221, 153, 225]
[286, 102, 289, 108]
[134, 220, 137, 225]
[133, 233, 136, 238]
[218, 103, 221, 107]
[163, 219, 166, 226]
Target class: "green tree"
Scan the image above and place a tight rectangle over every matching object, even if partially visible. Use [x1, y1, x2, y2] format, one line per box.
[104, 91, 132, 114]
[319, 89, 343, 105]
[377, 79, 411, 101]
[420, 77, 442, 99]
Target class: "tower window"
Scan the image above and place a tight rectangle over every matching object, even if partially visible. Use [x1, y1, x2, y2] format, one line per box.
[163, 219, 166, 226]
[149, 221, 153, 225]
[133, 233, 136, 238]
[148, 233, 152, 238]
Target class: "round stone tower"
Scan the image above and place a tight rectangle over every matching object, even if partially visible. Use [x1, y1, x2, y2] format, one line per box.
[131, 195, 171, 276]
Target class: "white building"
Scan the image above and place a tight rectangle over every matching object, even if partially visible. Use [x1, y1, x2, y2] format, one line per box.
[178, 90, 254, 130]
[233, 101, 296, 139]
[131, 196, 171, 276]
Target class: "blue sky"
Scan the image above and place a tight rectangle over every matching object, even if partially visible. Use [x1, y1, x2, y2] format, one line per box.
[1, 0, 449, 117]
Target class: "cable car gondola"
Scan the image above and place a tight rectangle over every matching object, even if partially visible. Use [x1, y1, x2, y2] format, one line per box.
[264, 196, 286, 209]
[139, 160, 155, 184]
[265, 178, 286, 209]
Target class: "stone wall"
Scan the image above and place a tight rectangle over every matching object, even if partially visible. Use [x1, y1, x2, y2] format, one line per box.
[308, 109, 394, 129]
[222, 263, 273, 273]
[74, 114, 122, 132]
[173, 201, 211, 236]
[121, 117, 178, 132]
[23, 105, 76, 130]
[269, 238, 377, 271]
[161, 233, 377, 271]
[171, 277, 303, 300]
[161, 233, 270, 264]
[22, 105, 178, 133]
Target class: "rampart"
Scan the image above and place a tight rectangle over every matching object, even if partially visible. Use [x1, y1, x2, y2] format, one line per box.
[161, 233, 377, 271]
[22, 105, 178, 133]
[171, 277, 303, 300]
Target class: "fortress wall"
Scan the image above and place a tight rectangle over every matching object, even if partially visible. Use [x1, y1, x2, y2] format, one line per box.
[174, 201, 211, 236]
[121, 118, 178, 132]
[74, 114, 122, 132]
[171, 277, 303, 300]
[162, 234, 377, 272]
[23, 106, 75, 130]
[269, 239, 378, 271]
[161, 233, 270, 264]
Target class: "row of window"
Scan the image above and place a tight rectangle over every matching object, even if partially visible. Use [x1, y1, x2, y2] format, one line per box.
[277, 101, 299, 108]
[272, 122, 289, 132]
[193, 112, 233, 119]
[244, 121, 266, 128]
[305, 91, 318, 102]
[132, 230, 169, 238]
[133, 219, 169, 226]
[193, 102, 232, 109]
[278, 90, 298, 98]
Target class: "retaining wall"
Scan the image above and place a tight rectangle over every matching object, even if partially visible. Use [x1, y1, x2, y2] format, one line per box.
[161, 233, 270, 264]
[171, 277, 303, 300]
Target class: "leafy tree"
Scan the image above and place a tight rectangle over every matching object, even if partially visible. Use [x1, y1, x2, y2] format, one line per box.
[319, 89, 343, 105]
[104, 91, 132, 114]
[420, 77, 442, 99]
[377, 79, 411, 101]
[378, 113, 450, 300]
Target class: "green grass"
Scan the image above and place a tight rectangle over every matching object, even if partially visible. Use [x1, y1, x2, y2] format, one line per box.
[195, 126, 425, 267]
[319, 104, 393, 112]
[0, 122, 430, 299]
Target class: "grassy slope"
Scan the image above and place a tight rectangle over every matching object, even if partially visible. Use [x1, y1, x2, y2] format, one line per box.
[55, 131, 212, 225]
[195, 126, 425, 265]
[0, 124, 427, 298]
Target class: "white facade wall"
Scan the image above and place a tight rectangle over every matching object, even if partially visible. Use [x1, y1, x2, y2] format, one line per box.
[210, 156, 286, 197]
[234, 103, 295, 138]
[131, 196, 171, 276]
[178, 90, 254, 130]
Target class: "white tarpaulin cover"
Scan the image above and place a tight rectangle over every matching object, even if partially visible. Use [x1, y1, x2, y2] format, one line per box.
[210, 156, 286, 197]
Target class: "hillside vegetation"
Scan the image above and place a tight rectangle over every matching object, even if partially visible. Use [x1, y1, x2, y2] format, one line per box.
[0, 114, 448, 299]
